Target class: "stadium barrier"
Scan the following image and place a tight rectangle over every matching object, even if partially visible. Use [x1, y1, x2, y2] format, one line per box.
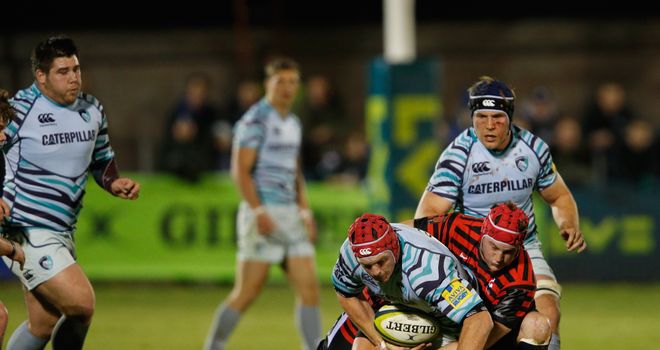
[1, 174, 658, 282]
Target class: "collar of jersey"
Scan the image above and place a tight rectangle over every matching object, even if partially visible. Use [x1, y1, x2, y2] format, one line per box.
[32, 83, 76, 108]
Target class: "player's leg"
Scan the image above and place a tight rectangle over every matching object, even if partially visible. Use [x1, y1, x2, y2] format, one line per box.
[286, 255, 321, 350]
[516, 311, 551, 349]
[8, 288, 60, 350]
[203, 260, 270, 350]
[318, 313, 359, 350]
[31, 263, 95, 350]
[525, 238, 561, 350]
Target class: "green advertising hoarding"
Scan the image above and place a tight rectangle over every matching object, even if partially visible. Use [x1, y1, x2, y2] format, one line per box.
[74, 174, 367, 283]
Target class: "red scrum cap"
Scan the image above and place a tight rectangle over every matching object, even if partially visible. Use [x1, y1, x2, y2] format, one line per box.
[348, 213, 400, 260]
[481, 202, 529, 247]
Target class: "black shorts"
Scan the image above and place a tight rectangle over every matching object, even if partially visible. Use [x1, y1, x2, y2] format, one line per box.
[317, 313, 358, 350]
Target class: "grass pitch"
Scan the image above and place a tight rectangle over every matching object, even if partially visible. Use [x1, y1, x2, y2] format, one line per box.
[1, 282, 658, 349]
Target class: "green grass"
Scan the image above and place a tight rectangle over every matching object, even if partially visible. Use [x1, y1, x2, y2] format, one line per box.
[1, 282, 659, 349]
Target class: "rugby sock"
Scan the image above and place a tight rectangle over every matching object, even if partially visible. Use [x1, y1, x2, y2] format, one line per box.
[548, 333, 560, 350]
[518, 343, 549, 350]
[7, 321, 48, 350]
[51, 317, 89, 350]
[296, 304, 321, 350]
[204, 304, 241, 350]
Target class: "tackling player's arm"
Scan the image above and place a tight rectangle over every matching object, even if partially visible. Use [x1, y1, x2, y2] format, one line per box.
[415, 191, 453, 218]
[538, 173, 586, 252]
[335, 291, 384, 348]
[231, 145, 275, 235]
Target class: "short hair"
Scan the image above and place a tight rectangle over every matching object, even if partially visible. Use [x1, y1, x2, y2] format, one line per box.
[264, 57, 300, 79]
[0, 89, 16, 125]
[31, 36, 79, 74]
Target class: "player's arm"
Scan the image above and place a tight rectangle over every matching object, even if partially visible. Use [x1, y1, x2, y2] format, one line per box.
[538, 173, 586, 252]
[415, 191, 453, 218]
[483, 287, 534, 348]
[295, 157, 316, 241]
[336, 291, 385, 348]
[457, 308, 492, 350]
[231, 146, 275, 235]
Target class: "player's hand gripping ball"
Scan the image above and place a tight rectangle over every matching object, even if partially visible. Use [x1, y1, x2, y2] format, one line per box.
[374, 304, 440, 347]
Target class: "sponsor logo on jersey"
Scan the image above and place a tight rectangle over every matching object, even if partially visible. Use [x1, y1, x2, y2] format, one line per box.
[471, 162, 491, 174]
[39, 255, 53, 270]
[459, 252, 468, 261]
[515, 156, 529, 172]
[37, 113, 56, 124]
[42, 130, 96, 146]
[442, 279, 472, 309]
[467, 178, 534, 194]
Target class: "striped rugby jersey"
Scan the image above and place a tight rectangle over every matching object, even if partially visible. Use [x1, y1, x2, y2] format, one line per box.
[415, 213, 535, 329]
[426, 126, 556, 243]
[3, 84, 114, 232]
[233, 98, 301, 205]
[332, 223, 485, 338]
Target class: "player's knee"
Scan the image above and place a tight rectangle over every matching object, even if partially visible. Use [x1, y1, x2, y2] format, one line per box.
[519, 312, 551, 345]
[60, 302, 94, 321]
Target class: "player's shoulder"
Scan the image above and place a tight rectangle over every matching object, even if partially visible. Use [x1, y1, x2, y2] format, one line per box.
[503, 251, 536, 287]
[239, 99, 270, 124]
[77, 91, 104, 111]
[514, 125, 550, 152]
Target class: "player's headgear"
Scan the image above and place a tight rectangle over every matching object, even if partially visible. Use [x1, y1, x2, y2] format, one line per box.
[468, 76, 515, 120]
[348, 213, 400, 261]
[481, 202, 528, 247]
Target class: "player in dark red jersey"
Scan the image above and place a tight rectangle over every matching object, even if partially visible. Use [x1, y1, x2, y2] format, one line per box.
[318, 202, 550, 350]
[413, 202, 550, 350]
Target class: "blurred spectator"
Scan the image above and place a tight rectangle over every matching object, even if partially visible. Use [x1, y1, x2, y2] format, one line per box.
[296, 74, 347, 180]
[582, 82, 637, 181]
[613, 119, 659, 186]
[325, 131, 370, 185]
[519, 86, 559, 143]
[214, 79, 262, 171]
[158, 73, 217, 182]
[549, 116, 591, 189]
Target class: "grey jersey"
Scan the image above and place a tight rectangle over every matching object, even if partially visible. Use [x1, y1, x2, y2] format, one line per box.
[426, 126, 556, 242]
[3, 84, 114, 232]
[233, 98, 302, 205]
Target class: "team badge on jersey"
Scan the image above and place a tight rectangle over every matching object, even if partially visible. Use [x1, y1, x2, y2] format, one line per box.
[441, 279, 472, 309]
[78, 109, 91, 122]
[515, 156, 529, 172]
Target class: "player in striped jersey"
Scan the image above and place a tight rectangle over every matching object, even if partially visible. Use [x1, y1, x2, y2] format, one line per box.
[417, 76, 586, 349]
[0, 89, 27, 350]
[1, 36, 140, 350]
[332, 213, 493, 350]
[414, 202, 551, 349]
[319, 203, 550, 350]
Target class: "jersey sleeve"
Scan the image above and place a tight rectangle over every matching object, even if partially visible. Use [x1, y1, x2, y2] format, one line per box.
[426, 130, 473, 202]
[518, 128, 557, 190]
[91, 104, 115, 164]
[413, 253, 484, 324]
[490, 286, 535, 329]
[331, 240, 364, 297]
[233, 116, 265, 150]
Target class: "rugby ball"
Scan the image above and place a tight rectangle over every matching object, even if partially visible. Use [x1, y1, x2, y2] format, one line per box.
[374, 304, 440, 347]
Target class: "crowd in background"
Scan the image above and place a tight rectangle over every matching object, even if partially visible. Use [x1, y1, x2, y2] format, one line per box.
[157, 73, 658, 191]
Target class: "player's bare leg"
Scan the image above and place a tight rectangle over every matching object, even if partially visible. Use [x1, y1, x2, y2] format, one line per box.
[204, 260, 270, 350]
[286, 256, 320, 350]
[534, 275, 561, 350]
